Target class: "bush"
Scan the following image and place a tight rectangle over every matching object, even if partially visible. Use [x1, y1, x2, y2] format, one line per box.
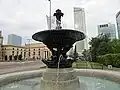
[97, 53, 120, 68]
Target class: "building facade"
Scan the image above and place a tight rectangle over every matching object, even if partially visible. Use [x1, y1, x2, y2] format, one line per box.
[2, 43, 51, 61]
[116, 11, 120, 39]
[2, 45, 25, 61]
[25, 43, 51, 60]
[74, 7, 87, 55]
[8, 34, 22, 46]
[98, 23, 116, 39]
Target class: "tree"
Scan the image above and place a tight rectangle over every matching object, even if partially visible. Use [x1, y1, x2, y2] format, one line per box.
[89, 34, 112, 62]
[109, 39, 120, 53]
[82, 49, 92, 61]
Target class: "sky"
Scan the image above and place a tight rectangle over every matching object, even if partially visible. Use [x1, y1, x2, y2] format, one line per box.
[0, 0, 120, 44]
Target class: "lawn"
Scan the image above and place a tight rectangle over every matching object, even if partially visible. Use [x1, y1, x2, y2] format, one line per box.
[72, 61, 120, 71]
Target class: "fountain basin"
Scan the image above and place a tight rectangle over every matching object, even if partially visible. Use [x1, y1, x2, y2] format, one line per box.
[32, 29, 85, 48]
[1, 69, 120, 90]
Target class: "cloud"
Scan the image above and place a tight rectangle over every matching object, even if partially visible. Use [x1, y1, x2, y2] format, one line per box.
[0, 0, 119, 44]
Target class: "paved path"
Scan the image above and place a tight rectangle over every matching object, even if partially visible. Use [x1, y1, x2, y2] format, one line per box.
[0, 61, 46, 75]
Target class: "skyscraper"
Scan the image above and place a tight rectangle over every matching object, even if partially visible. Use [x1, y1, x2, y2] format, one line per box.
[116, 11, 120, 39]
[98, 23, 116, 39]
[46, 15, 56, 29]
[74, 7, 87, 55]
[46, 15, 67, 29]
[8, 34, 22, 46]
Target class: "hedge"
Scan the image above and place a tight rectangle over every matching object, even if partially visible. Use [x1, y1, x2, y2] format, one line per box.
[97, 53, 120, 68]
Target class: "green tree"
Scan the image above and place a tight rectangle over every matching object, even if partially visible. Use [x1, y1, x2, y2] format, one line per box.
[89, 34, 112, 62]
[109, 39, 120, 53]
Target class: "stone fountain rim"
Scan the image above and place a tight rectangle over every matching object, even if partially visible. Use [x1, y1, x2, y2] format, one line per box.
[0, 69, 120, 86]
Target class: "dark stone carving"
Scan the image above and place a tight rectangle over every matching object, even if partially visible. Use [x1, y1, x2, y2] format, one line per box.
[32, 10, 85, 68]
[53, 9, 64, 22]
[32, 29, 85, 68]
[53, 9, 64, 29]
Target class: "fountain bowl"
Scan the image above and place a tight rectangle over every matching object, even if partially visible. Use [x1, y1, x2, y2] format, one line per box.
[32, 29, 85, 48]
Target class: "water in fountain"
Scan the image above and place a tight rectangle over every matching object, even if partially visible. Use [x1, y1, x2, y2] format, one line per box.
[56, 54, 63, 90]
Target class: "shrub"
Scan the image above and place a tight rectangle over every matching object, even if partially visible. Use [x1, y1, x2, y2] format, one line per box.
[97, 53, 120, 68]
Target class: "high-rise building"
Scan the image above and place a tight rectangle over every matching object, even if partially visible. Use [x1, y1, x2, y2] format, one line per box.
[8, 34, 22, 46]
[46, 15, 67, 29]
[98, 23, 116, 39]
[74, 7, 87, 55]
[116, 11, 120, 39]
[46, 15, 56, 29]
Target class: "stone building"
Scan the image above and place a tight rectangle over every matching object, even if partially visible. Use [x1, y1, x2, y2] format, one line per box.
[2, 43, 51, 61]
[2, 45, 25, 61]
[25, 43, 51, 60]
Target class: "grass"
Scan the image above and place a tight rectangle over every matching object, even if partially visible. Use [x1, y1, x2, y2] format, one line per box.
[39, 61, 120, 71]
[72, 61, 120, 70]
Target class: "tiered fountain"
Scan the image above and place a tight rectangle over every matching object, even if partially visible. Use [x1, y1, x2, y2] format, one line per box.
[32, 9, 85, 90]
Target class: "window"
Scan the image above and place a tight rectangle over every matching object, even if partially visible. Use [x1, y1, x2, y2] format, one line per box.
[33, 52, 35, 55]
[12, 51, 14, 55]
[24, 52, 26, 56]
[29, 52, 30, 56]
[13, 48, 14, 50]
[38, 51, 40, 55]
[34, 49, 35, 51]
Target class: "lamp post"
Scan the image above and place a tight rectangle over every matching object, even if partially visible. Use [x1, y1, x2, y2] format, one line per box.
[48, 0, 51, 29]
[0, 37, 3, 61]
[27, 39, 32, 60]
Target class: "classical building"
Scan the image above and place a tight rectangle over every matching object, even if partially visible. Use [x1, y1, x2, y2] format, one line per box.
[2, 43, 51, 61]
[98, 23, 116, 39]
[116, 11, 120, 39]
[74, 7, 87, 55]
[8, 34, 22, 46]
[2, 45, 25, 61]
[0, 31, 3, 61]
[25, 43, 51, 60]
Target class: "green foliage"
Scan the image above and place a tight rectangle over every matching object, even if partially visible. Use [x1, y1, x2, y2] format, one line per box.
[109, 39, 120, 53]
[89, 34, 111, 61]
[97, 54, 120, 68]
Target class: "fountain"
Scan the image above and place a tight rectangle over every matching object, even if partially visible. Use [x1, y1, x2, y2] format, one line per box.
[32, 9, 85, 90]
[1, 9, 120, 90]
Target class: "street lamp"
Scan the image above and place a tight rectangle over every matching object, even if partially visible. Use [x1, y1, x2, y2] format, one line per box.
[0, 36, 3, 61]
[48, 0, 51, 29]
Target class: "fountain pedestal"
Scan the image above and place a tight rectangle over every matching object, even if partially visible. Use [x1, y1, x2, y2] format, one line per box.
[32, 9, 85, 90]
[40, 68, 80, 90]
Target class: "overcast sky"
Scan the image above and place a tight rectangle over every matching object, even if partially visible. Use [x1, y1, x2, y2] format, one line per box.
[0, 0, 120, 44]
